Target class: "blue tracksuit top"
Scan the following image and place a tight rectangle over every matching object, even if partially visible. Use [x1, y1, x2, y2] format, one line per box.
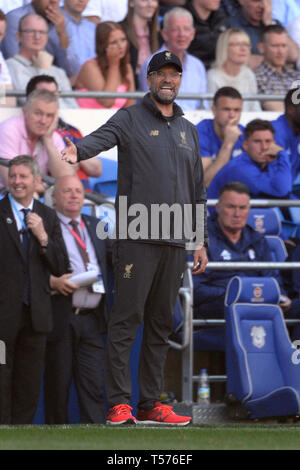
[196, 118, 244, 161]
[193, 214, 284, 308]
[207, 150, 292, 199]
[272, 114, 300, 182]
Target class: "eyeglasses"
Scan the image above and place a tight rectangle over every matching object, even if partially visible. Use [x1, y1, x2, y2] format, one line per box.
[228, 42, 251, 48]
[20, 29, 48, 36]
[149, 70, 182, 80]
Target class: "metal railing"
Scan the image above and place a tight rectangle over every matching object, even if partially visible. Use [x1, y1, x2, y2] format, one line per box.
[5, 89, 287, 102]
[177, 258, 300, 404]
[0, 157, 113, 210]
[208, 199, 300, 207]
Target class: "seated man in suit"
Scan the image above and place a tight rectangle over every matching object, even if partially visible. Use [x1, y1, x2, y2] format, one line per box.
[0, 154, 66, 424]
[44, 175, 110, 424]
[194, 181, 293, 319]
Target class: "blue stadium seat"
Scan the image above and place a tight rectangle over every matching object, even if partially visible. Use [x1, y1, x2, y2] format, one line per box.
[88, 157, 118, 198]
[292, 173, 300, 199]
[247, 206, 296, 247]
[247, 208, 288, 264]
[247, 203, 300, 240]
[225, 276, 300, 419]
[265, 235, 287, 262]
[247, 207, 281, 236]
[289, 207, 300, 224]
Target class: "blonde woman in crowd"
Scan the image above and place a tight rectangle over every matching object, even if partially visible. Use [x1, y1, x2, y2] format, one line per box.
[207, 28, 261, 111]
[75, 21, 135, 109]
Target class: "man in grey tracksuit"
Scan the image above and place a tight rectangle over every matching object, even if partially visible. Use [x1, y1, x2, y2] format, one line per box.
[61, 51, 208, 425]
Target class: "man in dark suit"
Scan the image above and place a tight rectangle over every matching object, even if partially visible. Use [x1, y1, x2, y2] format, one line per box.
[44, 175, 110, 424]
[0, 155, 66, 424]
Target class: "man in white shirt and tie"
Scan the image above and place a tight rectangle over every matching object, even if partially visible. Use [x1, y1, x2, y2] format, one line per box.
[44, 174, 110, 424]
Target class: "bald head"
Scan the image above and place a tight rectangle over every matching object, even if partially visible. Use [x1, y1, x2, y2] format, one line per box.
[52, 175, 85, 218]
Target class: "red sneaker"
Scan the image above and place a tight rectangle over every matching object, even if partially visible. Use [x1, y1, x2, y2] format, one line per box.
[106, 404, 137, 425]
[136, 402, 192, 426]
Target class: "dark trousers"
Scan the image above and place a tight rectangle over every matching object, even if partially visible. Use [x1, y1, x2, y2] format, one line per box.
[44, 311, 106, 424]
[0, 305, 47, 424]
[105, 241, 186, 410]
[194, 297, 225, 320]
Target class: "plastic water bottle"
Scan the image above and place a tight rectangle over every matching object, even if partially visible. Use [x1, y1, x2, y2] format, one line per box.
[197, 369, 210, 404]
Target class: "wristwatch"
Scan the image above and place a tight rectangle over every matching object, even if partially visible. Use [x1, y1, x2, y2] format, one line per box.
[40, 240, 48, 249]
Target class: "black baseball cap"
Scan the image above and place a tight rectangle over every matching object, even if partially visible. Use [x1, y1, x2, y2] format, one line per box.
[147, 51, 183, 75]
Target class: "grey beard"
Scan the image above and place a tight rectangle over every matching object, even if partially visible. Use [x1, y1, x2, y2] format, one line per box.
[152, 90, 177, 105]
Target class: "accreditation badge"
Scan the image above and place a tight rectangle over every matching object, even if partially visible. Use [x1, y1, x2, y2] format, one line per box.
[87, 262, 105, 294]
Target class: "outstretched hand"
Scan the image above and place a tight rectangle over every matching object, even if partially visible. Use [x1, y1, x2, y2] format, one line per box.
[61, 137, 78, 164]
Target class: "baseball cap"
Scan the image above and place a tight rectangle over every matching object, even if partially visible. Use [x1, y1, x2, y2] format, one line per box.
[147, 51, 183, 75]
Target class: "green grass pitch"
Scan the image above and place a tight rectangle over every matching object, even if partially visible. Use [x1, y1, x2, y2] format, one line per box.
[1, 423, 300, 450]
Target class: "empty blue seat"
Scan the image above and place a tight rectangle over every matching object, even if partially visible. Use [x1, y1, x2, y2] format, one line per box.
[88, 157, 118, 198]
[247, 208, 281, 236]
[225, 276, 300, 419]
[265, 235, 287, 262]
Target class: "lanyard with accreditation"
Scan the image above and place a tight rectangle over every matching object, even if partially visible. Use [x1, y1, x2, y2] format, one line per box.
[68, 219, 105, 294]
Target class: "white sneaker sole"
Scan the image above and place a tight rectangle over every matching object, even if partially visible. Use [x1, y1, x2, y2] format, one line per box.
[136, 419, 191, 426]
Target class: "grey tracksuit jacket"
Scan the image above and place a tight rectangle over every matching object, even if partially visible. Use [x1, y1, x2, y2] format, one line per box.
[76, 93, 208, 247]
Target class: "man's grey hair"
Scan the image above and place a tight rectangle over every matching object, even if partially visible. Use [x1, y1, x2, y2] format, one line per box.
[8, 155, 41, 179]
[25, 88, 59, 108]
[162, 7, 194, 31]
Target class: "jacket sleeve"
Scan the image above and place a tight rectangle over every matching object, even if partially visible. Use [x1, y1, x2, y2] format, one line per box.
[257, 150, 292, 198]
[76, 109, 131, 161]
[259, 237, 287, 294]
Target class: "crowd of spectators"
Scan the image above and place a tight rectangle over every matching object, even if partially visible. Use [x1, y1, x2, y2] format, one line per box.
[0, 0, 299, 113]
[0, 0, 300, 422]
